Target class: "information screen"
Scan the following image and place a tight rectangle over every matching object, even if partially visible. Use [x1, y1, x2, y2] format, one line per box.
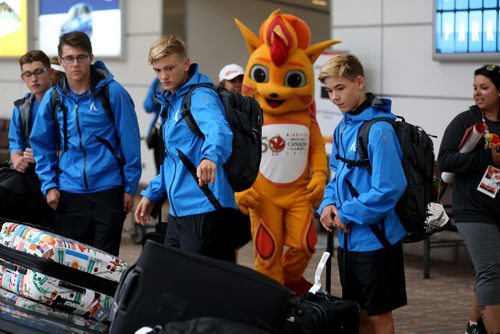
[434, 0, 500, 60]
[38, 0, 123, 58]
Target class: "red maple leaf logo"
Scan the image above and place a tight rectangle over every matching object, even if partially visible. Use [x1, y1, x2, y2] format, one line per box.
[269, 135, 286, 153]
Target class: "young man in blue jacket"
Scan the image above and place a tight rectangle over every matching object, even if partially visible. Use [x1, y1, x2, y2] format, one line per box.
[135, 35, 237, 262]
[3, 50, 55, 225]
[30, 32, 141, 256]
[317, 54, 407, 334]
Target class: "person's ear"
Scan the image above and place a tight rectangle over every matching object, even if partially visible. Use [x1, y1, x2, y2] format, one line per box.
[356, 75, 365, 90]
[184, 57, 191, 71]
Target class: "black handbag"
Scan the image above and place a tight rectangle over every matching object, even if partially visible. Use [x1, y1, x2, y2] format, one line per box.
[0, 165, 40, 196]
[0, 165, 53, 228]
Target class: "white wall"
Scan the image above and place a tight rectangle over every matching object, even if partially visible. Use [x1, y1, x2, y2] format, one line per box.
[185, 0, 330, 86]
[331, 0, 486, 150]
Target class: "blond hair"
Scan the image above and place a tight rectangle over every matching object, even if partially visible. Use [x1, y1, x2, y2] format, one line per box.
[148, 35, 187, 65]
[318, 54, 364, 83]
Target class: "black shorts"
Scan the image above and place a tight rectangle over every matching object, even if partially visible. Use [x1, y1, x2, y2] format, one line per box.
[337, 241, 407, 316]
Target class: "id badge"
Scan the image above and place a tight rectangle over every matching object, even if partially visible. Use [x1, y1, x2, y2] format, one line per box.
[477, 165, 500, 198]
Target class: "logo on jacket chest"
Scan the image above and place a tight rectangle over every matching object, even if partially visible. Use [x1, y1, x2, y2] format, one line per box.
[349, 140, 357, 152]
[89, 102, 98, 112]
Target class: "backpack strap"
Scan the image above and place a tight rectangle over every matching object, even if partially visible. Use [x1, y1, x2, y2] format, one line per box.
[50, 89, 68, 153]
[97, 85, 114, 123]
[14, 94, 35, 148]
[334, 153, 369, 169]
[356, 117, 396, 174]
[344, 177, 391, 248]
[355, 118, 398, 248]
[176, 149, 223, 211]
[181, 83, 218, 139]
[178, 83, 228, 210]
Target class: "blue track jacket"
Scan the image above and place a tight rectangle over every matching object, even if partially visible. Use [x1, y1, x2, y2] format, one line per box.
[143, 77, 162, 139]
[318, 96, 407, 251]
[141, 64, 236, 217]
[30, 61, 141, 196]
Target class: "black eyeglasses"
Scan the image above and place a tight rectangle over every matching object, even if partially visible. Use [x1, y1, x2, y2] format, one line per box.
[21, 67, 49, 79]
[61, 55, 90, 64]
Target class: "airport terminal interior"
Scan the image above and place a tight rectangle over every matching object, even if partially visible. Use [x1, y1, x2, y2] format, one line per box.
[0, 0, 498, 333]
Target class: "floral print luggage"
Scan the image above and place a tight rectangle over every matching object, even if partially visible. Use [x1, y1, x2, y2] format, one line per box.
[0, 222, 128, 322]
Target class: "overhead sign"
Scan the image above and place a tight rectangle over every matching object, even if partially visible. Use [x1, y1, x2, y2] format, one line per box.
[434, 0, 500, 60]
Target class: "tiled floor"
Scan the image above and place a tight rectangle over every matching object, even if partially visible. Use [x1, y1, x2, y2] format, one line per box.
[119, 216, 474, 334]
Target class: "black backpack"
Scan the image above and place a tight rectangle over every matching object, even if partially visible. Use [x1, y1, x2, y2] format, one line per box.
[180, 83, 263, 193]
[340, 116, 435, 245]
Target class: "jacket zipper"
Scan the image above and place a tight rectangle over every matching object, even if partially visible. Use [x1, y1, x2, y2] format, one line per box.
[165, 146, 177, 216]
[162, 102, 177, 216]
[336, 120, 350, 206]
[75, 104, 89, 189]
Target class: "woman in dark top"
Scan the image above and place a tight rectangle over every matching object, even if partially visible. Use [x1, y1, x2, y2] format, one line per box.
[438, 64, 500, 333]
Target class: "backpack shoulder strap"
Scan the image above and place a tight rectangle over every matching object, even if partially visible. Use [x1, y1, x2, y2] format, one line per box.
[356, 117, 396, 174]
[14, 94, 34, 147]
[97, 85, 114, 123]
[50, 89, 69, 152]
[181, 83, 217, 139]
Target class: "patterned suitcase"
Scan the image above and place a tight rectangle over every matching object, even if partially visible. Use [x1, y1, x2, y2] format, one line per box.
[0, 222, 128, 322]
[0, 288, 108, 334]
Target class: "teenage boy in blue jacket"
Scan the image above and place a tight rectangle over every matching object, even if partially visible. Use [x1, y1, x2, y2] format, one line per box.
[135, 35, 237, 262]
[30, 32, 141, 256]
[317, 54, 407, 334]
[3, 50, 55, 226]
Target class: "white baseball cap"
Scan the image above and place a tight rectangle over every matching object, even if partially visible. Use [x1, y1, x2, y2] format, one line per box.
[51, 63, 65, 73]
[218, 64, 244, 82]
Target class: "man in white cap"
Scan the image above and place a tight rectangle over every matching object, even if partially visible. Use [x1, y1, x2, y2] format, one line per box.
[218, 63, 244, 93]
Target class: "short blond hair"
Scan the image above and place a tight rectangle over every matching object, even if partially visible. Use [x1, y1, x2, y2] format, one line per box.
[318, 54, 364, 83]
[148, 35, 187, 65]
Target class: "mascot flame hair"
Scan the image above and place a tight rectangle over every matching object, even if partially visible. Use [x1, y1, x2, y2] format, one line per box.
[235, 9, 340, 296]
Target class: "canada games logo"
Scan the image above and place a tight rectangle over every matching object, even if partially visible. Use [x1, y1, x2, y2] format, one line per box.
[268, 135, 286, 153]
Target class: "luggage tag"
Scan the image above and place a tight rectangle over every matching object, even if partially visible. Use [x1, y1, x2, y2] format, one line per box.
[309, 251, 330, 294]
[477, 165, 500, 198]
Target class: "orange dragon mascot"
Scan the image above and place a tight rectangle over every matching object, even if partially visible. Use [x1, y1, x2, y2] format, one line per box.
[235, 9, 340, 296]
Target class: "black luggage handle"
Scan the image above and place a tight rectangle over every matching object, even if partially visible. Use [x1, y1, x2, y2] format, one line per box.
[112, 266, 142, 314]
[325, 230, 333, 294]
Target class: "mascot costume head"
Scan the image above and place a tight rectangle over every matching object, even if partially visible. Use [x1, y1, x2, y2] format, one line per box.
[235, 9, 340, 296]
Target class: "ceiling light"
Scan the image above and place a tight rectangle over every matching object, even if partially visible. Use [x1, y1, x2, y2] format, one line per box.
[312, 0, 328, 6]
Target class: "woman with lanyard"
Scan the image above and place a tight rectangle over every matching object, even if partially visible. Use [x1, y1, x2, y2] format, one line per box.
[438, 64, 500, 334]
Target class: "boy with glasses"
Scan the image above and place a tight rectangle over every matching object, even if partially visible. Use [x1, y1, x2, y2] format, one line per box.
[10, 50, 54, 174]
[2, 50, 55, 225]
[30, 31, 141, 256]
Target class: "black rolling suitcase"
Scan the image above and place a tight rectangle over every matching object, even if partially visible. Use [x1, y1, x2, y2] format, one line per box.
[109, 240, 298, 334]
[284, 231, 360, 334]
